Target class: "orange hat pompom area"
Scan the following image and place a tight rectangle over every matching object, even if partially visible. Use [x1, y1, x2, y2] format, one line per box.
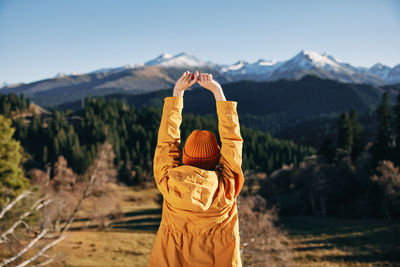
[182, 130, 221, 170]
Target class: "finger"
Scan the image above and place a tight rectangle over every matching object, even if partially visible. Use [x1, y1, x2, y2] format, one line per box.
[199, 73, 203, 82]
[188, 73, 194, 82]
[194, 71, 199, 82]
[209, 74, 213, 80]
[189, 72, 199, 85]
[184, 72, 191, 82]
[190, 72, 196, 82]
[202, 73, 206, 82]
[206, 74, 211, 81]
[181, 72, 188, 81]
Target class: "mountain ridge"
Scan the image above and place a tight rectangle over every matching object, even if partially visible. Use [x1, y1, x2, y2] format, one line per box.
[2, 50, 399, 90]
[1, 50, 399, 107]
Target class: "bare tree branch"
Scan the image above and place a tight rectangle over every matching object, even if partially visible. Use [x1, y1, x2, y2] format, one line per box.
[0, 190, 31, 220]
[59, 149, 106, 236]
[35, 258, 54, 267]
[16, 234, 67, 267]
[0, 228, 48, 267]
[1, 142, 111, 266]
[0, 198, 52, 243]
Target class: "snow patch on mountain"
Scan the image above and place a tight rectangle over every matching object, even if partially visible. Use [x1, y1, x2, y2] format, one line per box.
[54, 72, 80, 78]
[386, 64, 400, 84]
[369, 63, 392, 80]
[145, 52, 210, 67]
[91, 64, 138, 74]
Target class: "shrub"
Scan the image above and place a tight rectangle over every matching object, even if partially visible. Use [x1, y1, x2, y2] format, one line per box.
[238, 195, 294, 266]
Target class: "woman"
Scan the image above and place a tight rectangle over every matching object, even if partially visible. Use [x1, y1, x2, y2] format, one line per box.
[149, 70, 245, 267]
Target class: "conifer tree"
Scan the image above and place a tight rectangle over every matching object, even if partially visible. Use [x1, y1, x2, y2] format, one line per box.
[337, 112, 353, 153]
[318, 137, 336, 163]
[30, 112, 41, 135]
[394, 93, 400, 166]
[43, 145, 48, 164]
[373, 92, 393, 165]
[0, 115, 29, 204]
[349, 109, 364, 162]
[26, 95, 31, 109]
[19, 92, 26, 111]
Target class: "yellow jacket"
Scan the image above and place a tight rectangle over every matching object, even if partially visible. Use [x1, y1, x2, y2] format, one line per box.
[149, 96, 244, 267]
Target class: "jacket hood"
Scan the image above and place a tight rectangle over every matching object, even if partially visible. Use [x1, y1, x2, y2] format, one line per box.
[167, 165, 220, 212]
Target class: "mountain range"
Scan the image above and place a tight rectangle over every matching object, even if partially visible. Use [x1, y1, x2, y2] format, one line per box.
[92, 50, 400, 85]
[1, 50, 399, 107]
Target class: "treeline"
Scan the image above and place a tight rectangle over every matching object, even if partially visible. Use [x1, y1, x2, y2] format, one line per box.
[0, 93, 316, 185]
[260, 92, 400, 219]
[0, 93, 31, 116]
[319, 92, 400, 170]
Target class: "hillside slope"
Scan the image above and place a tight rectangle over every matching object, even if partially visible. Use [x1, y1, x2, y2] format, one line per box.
[56, 75, 395, 148]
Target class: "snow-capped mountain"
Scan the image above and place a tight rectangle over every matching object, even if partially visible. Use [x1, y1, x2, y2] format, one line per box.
[140, 50, 398, 85]
[91, 64, 139, 74]
[32, 50, 399, 86]
[144, 52, 174, 66]
[220, 59, 278, 74]
[386, 64, 400, 84]
[54, 72, 80, 78]
[215, 50, 392, 85]
[144, 52, 216, 68]
[2, 50, 399, 98]
[369, 63, 392, 80]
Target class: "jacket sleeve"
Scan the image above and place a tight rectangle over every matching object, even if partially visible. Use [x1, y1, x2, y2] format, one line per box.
[153, 96, 183, 188]
[216, 100, 245, 200]
[153, 96, 219, 212]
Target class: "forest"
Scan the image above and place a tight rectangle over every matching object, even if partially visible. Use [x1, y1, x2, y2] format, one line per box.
[0, 92, 314, 194]
[259, 91, 400, 220]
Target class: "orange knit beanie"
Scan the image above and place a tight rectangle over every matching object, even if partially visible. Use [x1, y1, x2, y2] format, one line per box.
[182, 130, 221, 170]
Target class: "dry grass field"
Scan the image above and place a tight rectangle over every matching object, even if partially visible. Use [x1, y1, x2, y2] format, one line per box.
[6, 184, 397, 267]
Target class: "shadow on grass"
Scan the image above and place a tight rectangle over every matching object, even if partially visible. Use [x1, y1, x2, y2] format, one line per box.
[69, 208, 162, 233]
[294, 244, 334, 252]
[281, 216, 400, 265]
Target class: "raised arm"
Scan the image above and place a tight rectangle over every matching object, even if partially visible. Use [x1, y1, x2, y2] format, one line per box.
[153, 96, 183, 185]
[216, 99, 244, 199]
[153, 71, 198, 188]
[198, 73, 245, 199]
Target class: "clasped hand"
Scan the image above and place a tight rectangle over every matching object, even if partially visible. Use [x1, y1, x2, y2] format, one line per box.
[173, 70, 222, 97]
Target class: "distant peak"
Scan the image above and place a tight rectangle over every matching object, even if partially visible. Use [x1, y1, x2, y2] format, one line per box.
[299, 49, 314, 56]
[370, 63, 388, 69]
[54, 72, 79, 78]
[256, 59, 277, 66]
[158, 52, 173, 59]
[234, 60, 247, 65]
[321, 52, 334, 58]
[145, 52, 206, 67]
[392, 64, 400, 69]
[294, 50, 319, 61]
[175, 52, 190, 57]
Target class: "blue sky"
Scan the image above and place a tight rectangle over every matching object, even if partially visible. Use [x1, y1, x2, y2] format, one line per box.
[1, 0, 399, 84]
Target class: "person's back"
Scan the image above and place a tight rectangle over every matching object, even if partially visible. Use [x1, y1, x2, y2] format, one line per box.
[149, 71, 244, 267]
